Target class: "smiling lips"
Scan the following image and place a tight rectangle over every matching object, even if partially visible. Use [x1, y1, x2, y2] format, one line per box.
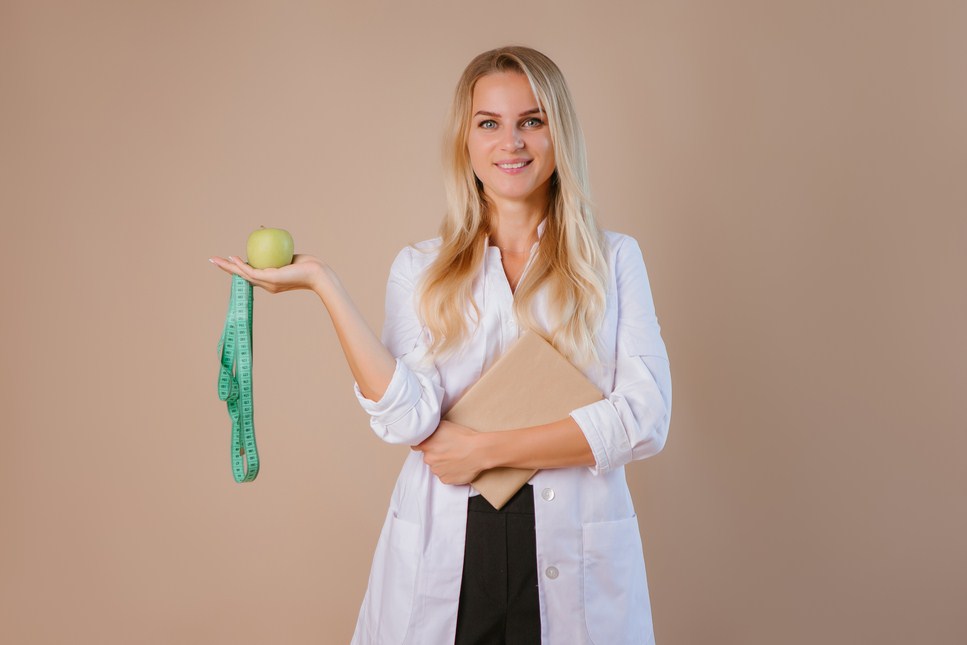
[495, 158, 533, 174]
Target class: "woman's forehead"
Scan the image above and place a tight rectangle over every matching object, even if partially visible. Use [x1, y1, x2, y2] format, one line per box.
[472, 72, 544, 113]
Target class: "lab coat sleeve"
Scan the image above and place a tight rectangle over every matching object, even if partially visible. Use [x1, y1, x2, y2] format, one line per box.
[352, 246, 445, 446]
[569, 235, 673, 475]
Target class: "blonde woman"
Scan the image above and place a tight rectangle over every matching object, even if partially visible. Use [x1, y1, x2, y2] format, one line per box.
[210, 45, 671, 645]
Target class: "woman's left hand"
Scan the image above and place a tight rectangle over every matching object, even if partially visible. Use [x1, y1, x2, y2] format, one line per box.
[412, 420, 488, 485]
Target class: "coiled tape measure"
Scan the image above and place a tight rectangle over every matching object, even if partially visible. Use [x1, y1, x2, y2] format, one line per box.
[217, 274, 260, 482]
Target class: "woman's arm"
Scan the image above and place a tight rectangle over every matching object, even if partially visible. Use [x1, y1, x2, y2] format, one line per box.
[481, 417, 595, 470]
[346, 247, 446, 445]
[310, 265, 397, 402]
[413, 417, 594, 486]
[212, 250, 444, 445]
[214, 254, 398, 401]
[209, 248, 443, 445]
[569, 236, 672, 475]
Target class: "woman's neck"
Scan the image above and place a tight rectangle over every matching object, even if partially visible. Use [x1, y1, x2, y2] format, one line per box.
[486, 196, 547, 253]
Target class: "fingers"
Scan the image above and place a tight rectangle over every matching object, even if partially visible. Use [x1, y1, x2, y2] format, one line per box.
[209, 256, 268, 289]
[209, 255, 244, 273]
[209, 256, 236, 277]
[225, 256, 256, 281]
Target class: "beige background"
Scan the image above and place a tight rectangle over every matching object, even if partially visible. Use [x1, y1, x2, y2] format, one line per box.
[2, 1, 964, 643]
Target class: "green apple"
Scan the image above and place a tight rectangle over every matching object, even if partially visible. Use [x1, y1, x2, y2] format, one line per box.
[246, 226, 294, 269]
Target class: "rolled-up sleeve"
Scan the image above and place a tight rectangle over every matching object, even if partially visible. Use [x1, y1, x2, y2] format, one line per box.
[353, 246, 445, 445]
[569, 235, 672, 475]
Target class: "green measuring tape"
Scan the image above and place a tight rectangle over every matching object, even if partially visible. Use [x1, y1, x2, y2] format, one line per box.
[217, 274, 260, 482]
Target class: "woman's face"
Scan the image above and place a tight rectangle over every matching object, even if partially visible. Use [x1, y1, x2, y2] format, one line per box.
[467, 71, 556, 210]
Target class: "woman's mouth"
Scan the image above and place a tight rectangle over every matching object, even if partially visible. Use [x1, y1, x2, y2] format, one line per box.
[495, 159, 532, 173]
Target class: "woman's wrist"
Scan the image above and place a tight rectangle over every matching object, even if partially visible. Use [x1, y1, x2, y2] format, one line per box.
[477, 430, 507, 471]
[310, 264, 341, 302]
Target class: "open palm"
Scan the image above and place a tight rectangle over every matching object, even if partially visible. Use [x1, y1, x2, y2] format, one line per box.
[209, 253, 325, 294]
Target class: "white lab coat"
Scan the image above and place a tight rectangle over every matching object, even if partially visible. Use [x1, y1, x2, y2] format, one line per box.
[350, 220, 672, 645]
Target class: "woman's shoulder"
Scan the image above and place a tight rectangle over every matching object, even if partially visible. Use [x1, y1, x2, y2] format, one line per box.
[602, 228, 631, 245]
[389, 237, 443, 276]
[601, 228, 645, 259]
[411, 236, 444, 255]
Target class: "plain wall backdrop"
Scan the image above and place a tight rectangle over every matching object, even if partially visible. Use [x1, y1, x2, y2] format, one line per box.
[2, 1, 965, 643]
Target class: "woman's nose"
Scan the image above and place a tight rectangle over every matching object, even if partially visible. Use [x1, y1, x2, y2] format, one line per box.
[500, 127, 524, 150]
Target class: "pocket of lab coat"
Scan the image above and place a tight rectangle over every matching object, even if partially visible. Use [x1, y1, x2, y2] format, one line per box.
[582, 515, 652, 645]
[377, 512, 422, 644]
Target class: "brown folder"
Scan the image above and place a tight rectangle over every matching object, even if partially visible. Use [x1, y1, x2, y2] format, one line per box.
[444, 330, 604, 509]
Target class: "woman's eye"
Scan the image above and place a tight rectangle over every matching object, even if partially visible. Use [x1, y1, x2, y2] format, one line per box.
[523, 117, 544, 127]
[479, 120, 497, 129]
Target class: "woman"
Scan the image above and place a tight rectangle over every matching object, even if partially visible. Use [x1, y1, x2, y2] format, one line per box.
[210, 45, 671, 645]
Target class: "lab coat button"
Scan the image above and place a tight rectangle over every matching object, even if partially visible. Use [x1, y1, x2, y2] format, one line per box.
[545, 566, 559, 579]
[541, 488, 555, 501]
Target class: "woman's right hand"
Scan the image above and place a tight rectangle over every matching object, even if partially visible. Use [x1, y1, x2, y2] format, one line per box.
[211, 250, 398, 401]
[208, 253, 327, 295]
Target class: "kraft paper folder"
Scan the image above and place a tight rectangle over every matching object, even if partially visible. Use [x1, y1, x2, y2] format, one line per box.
[444, 330, 604, 510]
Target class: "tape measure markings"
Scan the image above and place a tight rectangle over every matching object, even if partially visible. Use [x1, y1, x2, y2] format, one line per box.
[217, 273, 260, 482]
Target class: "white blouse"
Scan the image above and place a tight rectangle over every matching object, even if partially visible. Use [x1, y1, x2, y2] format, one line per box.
[350, 218, 672, 645]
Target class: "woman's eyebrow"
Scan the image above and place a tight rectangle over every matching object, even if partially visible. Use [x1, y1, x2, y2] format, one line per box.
[473, 108, 544, 118]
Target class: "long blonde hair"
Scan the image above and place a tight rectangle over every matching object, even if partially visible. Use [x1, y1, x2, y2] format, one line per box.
[417, 45, 609, 369]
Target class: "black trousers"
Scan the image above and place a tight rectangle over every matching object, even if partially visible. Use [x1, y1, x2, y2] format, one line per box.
[454, 484, 541, 645]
